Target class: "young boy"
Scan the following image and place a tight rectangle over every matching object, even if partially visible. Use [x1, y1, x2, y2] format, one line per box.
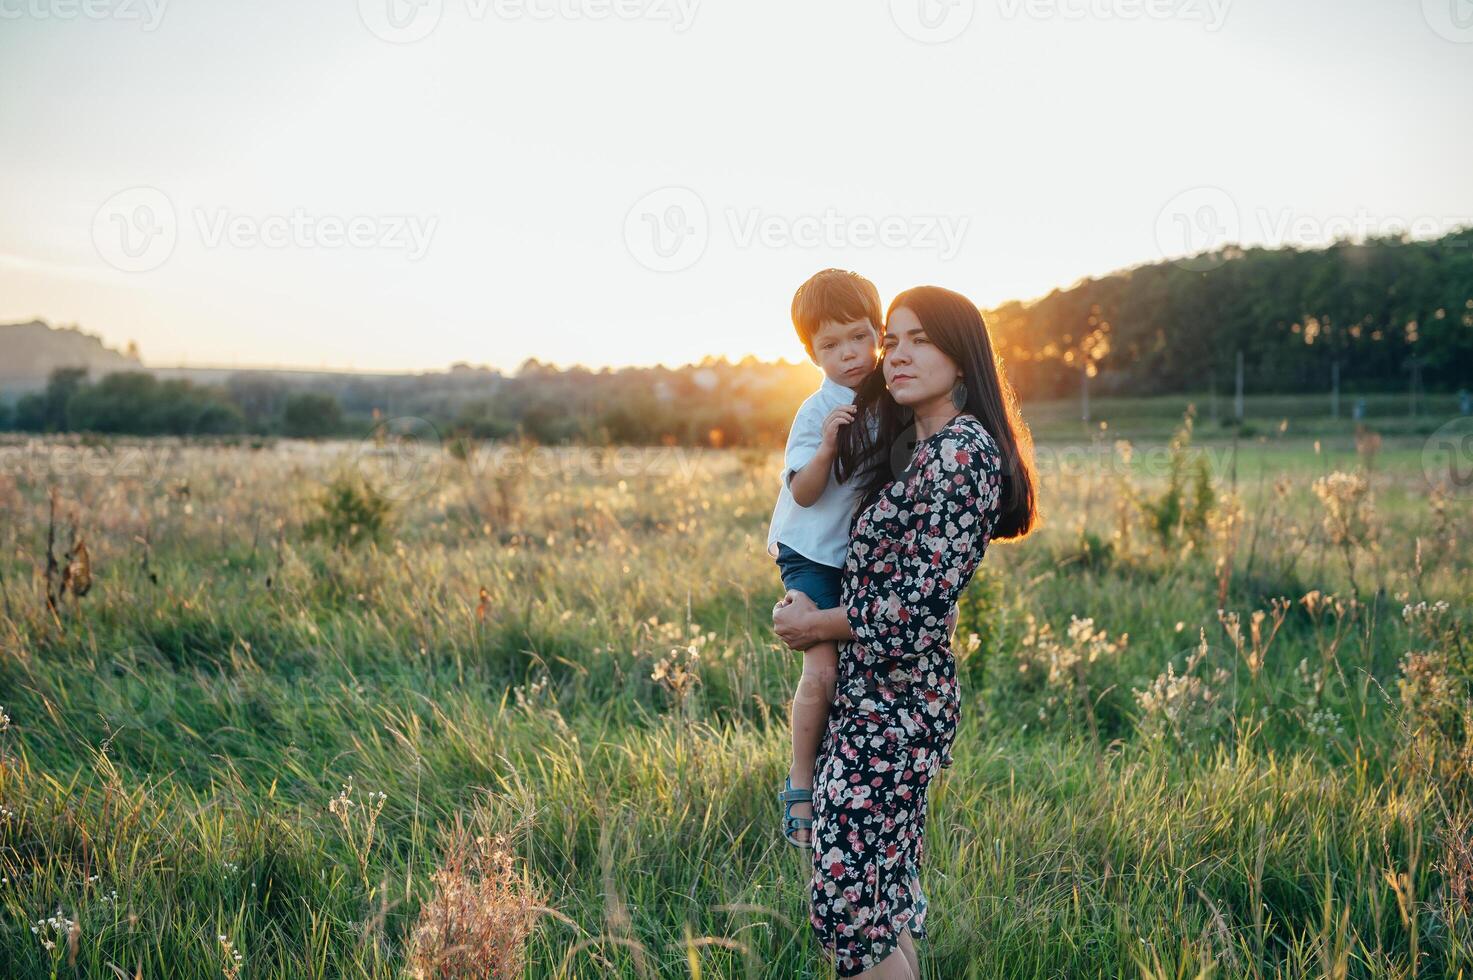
[766, 268, 882, 849]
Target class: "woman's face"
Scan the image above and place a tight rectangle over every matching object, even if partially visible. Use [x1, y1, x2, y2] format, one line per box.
[882, 306, 959, 407]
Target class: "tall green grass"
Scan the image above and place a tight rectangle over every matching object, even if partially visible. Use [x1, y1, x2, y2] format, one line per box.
[0, 416, 1468, 978]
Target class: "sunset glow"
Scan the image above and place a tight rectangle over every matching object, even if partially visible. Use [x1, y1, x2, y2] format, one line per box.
[1, 1, 1468, 373]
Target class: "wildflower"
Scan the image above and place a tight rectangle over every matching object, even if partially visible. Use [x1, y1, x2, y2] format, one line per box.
[651, 644, 701, 707]
[1398, 650, 1458, 725]
[1311, 471, 1376, 592]
[32, 910, 75, 953]
[218, 934, 244, 980]
[1220, 599, 1288, 679]
[328, 776, 389, 894]
[1312, 472, 1370, 536]
[1018, 613, 1127, 726]
[1133, 628, 1230, 744]
[1304, 708, 1344, 739]
[1402, 600, 1452, 642]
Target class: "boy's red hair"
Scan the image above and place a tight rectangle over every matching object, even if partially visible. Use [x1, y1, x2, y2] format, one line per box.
[791, 269, 882, 357]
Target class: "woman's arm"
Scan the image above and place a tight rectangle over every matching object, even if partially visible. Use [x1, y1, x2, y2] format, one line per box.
[772, 591, 854, 650]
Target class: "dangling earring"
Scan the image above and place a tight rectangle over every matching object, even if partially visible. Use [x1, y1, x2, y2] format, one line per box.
[950, 376, 968, 411]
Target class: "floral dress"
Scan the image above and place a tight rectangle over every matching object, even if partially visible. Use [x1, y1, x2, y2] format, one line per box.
[808, 411, 1004, 976]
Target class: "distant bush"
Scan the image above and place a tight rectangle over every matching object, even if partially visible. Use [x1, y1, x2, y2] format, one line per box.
[66, 371, 244, 435]
[304, 473, 393, 548]
[282, 392, 346, 438]
[1064, 529, 1116, 572]
[1140, 408, 1215, 548]
[9, 368, 245, 435]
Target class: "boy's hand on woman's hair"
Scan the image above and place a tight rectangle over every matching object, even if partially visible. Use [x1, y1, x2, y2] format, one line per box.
[819, 404, 856, 451]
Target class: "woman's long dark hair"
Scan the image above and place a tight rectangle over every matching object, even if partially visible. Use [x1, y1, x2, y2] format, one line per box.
[835, 285, 1038, 540]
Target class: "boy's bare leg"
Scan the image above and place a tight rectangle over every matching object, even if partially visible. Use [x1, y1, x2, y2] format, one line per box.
[787, 640, 838, 845]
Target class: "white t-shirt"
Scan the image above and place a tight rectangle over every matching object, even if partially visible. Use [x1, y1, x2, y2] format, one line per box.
[765, 373, 868, 569]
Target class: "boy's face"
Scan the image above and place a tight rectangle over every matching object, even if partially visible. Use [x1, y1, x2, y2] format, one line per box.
[809, 317, 879, 388]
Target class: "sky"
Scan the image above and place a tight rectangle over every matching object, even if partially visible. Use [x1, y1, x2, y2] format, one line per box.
[1, 0, 1470, 373]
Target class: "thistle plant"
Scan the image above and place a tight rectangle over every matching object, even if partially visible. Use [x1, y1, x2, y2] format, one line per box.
[1311, 471, 1376, 595]
[1134, 628, 1230, 746]
[1018, 613, 1128, 747]
[651, 642, 702, 715]
[1217, 598, 1290, 683]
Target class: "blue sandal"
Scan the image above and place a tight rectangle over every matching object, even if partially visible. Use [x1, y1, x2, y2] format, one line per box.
[777, 776, 813, 850]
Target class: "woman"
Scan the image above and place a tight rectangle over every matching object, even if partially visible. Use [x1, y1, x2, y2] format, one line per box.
[772, 285, 1037, 978]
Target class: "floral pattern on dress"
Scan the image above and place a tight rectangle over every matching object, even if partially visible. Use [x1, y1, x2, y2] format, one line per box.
[808, 411, 1004, 976]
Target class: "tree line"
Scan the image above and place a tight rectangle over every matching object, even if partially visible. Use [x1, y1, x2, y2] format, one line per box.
[990, 227, 1472, 399]
[2, 229, 1468, 445]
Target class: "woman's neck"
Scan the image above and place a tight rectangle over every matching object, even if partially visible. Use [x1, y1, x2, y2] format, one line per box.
[910, 396, 960, 441]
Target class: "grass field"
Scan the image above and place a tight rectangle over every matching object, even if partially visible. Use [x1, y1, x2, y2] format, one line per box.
[0, 397, 1470, 978]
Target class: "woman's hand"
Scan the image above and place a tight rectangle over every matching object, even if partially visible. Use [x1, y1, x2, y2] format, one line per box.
[772, 589, 820, 651]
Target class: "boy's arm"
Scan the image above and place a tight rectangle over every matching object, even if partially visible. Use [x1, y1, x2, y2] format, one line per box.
[783, 403, 854, 506]
[786, 444, 836, 508]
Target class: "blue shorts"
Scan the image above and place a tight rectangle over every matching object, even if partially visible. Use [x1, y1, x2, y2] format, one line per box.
[774, 542, 843, 610]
